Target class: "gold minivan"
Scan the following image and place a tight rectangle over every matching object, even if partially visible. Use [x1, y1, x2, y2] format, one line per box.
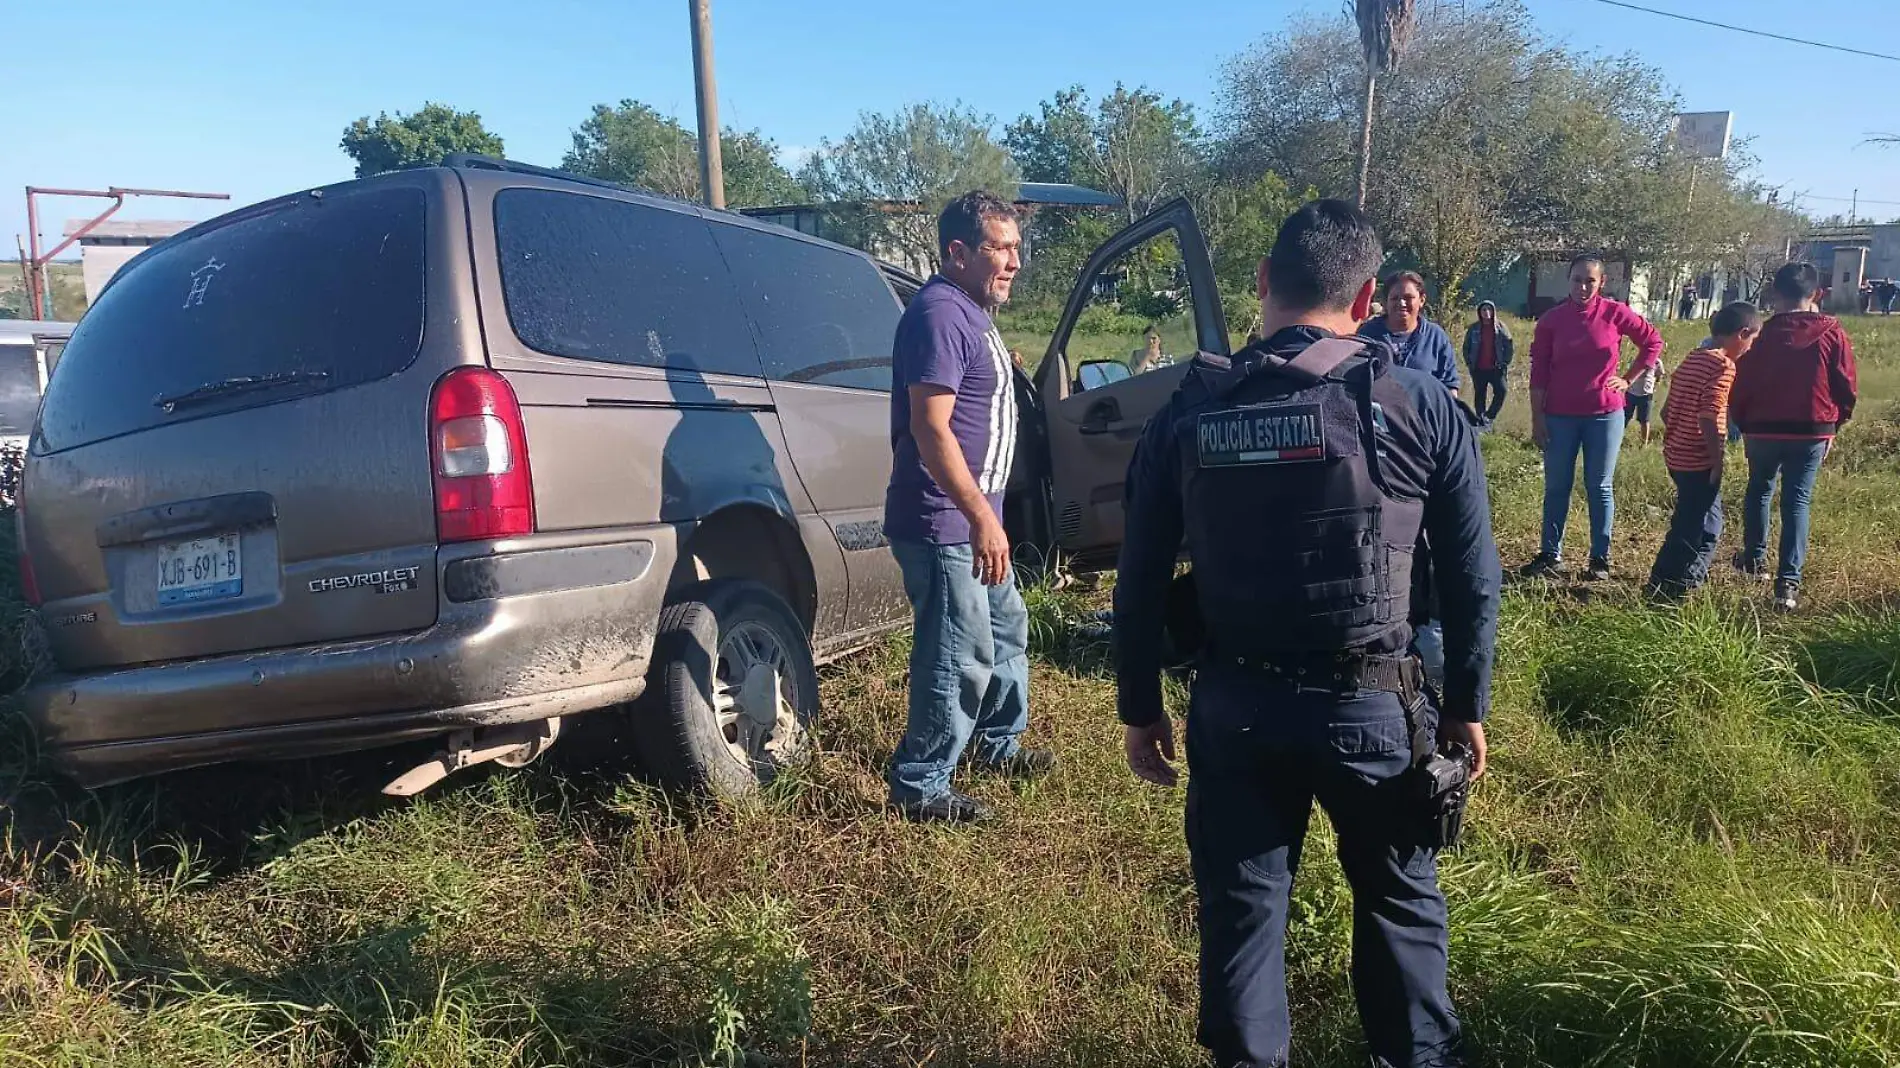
[17, 155, 1229, 798]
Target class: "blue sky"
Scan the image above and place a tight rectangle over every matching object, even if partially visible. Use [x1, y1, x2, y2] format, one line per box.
[7, 0, 1895, 254]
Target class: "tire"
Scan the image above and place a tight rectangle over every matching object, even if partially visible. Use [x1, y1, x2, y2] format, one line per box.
[630, 578, 819, 798]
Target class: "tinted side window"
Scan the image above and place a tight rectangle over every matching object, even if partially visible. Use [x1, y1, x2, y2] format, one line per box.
[713, 224, 900, 391]
[494, 189, 761, 379]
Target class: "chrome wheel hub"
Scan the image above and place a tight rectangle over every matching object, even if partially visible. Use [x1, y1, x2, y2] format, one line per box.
[712, 621, 801, 766]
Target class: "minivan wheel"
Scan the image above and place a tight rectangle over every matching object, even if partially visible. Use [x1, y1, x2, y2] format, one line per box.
[631, 579, 818, 798]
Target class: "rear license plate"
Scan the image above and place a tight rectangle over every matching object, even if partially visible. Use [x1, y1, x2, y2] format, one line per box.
[156, 534, 243, 606]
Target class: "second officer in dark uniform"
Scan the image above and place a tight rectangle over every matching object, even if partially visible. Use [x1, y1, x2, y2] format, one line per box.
[1115, 199, 1500, 1068]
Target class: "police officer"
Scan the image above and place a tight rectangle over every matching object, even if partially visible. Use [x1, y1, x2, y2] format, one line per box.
[1115, 199, 1499, 1068]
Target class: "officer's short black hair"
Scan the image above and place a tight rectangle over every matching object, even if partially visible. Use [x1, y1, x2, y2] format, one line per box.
[1770, 261, 1820, 304]
[1709, 301, 1762, 340]
[938, 191, 1019, 259]
[1266, 199, 1384, 312]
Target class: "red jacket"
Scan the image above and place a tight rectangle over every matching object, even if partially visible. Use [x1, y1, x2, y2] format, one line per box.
[1730, 311, 1858, 439]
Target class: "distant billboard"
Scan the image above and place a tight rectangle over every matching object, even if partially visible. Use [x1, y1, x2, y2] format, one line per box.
[1672, 111, 1733, 160]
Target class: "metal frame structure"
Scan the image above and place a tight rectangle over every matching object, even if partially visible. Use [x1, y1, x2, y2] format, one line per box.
[21, 185, 229, 319]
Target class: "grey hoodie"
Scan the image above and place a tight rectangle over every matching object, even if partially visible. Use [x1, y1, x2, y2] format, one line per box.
[1461, 301, 1514, 373]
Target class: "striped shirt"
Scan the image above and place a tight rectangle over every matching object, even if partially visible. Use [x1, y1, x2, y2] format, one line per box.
[1661, 348, 1736, 472]
[975, 322, 1019, 495]
[885, 276, 1018, 544]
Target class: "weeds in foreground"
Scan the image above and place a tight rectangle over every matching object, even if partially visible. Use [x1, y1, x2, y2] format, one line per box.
[4, 320, 1900, 1065]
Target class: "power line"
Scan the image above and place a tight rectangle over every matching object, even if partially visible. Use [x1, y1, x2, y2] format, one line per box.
[1796, 194, 1900, 207]
[1585, 0, 1900, 63]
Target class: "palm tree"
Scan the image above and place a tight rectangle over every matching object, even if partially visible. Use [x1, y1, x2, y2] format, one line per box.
[1351, 0, 1418, 209]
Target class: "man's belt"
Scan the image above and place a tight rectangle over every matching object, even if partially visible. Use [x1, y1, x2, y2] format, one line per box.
[1210, 648, 1421, 694]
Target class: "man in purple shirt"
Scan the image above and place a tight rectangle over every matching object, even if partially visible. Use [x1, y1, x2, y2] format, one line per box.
[883, 191, 1054, 823]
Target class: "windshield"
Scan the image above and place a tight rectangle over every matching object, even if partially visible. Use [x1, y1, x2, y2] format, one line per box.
[34, 184, 426, 453]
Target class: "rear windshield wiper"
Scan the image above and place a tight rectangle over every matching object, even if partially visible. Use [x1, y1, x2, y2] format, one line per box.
[155, 369, 332, 412]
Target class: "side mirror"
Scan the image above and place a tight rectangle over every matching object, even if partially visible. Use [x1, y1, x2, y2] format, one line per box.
[1075, 359, 1132, 393]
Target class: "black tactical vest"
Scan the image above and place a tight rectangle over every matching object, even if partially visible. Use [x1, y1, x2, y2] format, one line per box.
[1173, 337, 1428, 656]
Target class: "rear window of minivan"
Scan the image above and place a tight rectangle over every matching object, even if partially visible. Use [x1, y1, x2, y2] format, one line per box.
[34, 185, 426, 454]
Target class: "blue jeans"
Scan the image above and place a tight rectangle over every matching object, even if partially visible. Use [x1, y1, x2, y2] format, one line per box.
[1648, 469, 1724, 593]
[1740, 438, 1828, 588]
[886, 538, 1030, 804]
[1185, 667, 1462, 1067]
[1541, 412, 1625, 561]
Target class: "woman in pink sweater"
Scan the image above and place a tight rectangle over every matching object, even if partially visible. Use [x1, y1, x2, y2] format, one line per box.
[1522, 255, 1664, 580]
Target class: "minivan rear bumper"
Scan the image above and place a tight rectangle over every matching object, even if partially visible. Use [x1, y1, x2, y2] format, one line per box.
[22, 533, 674, 787]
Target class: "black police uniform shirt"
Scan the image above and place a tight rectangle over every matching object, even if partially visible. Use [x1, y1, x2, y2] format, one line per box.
[1113, 325, 1501, 728]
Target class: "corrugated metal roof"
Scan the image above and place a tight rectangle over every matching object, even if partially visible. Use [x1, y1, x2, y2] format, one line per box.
[0, 319, 76, 341]
[740, 183, 1123, 216]
[62, 218, 197, 240]
[1017, 182, 1122, 207]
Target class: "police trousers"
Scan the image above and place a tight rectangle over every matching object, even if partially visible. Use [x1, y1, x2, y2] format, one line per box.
[1185, 665, 1464, 1068]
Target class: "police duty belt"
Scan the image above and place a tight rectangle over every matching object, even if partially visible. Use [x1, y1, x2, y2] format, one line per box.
[1216, 648, 1421, 698]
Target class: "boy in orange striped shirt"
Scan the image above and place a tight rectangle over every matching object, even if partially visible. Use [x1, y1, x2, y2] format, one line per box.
[1646, 302, 1763, 599]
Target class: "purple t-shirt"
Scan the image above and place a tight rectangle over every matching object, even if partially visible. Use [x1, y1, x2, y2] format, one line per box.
[883, 276, 1018, 545]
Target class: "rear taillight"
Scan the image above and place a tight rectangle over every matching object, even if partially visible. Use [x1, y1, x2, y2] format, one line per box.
[429, 368, 535, 543]
[15, 509, 39, 608]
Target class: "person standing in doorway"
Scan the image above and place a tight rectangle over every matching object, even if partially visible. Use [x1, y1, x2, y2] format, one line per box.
[1359, 270, 1461, 395]
[1678, 282, 1698, 322]
[1729, 262, 1859, 613]
[883, 191, 1055, 823]
[1461, 300, 1513, 426]
[1521, 255, 1664, 581]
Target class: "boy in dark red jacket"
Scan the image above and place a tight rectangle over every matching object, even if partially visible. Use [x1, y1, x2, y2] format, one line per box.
[1729, 262, 1858, 611]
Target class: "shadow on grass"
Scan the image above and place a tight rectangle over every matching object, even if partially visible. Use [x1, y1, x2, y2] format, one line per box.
[0, 711, 440, 879]
[0, 703, 715, 893]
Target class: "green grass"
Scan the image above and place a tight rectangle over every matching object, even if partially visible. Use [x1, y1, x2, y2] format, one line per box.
[3, 318, 1900, 1066]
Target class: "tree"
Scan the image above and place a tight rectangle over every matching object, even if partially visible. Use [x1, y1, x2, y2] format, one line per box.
[1352, 0, 1418, 209]
[1003, 84, 1205, 226]
[1001, 85, 1206, 308]
[340, 102, 504, 178]
[800, 102, 1019, 272]
[560, 100, 803, 208]
[1214, 1, 1791, 309]
[1201, 173, 1315, 294]
[1198, 172, 1318, 337]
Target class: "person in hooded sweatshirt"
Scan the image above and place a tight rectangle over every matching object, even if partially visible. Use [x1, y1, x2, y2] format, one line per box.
[1728, 262, 1858, 613]
[1461, 300, 1513, 426]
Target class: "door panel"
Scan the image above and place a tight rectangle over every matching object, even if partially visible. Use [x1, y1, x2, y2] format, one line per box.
[707, 217, 911, 641]
[767, 381, 906, 638]
[1035, 199, 1226, 562]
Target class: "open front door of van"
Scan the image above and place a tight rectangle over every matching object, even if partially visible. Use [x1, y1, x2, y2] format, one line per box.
[1032, 198, 1226, 570]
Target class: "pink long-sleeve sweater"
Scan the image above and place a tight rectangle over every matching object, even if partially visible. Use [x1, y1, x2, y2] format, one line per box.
[1529, 295, 1664, 417]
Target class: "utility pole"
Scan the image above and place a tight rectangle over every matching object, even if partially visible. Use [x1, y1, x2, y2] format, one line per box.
[1850, 188, 1858, 224]
[688, 0, 725, 210]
